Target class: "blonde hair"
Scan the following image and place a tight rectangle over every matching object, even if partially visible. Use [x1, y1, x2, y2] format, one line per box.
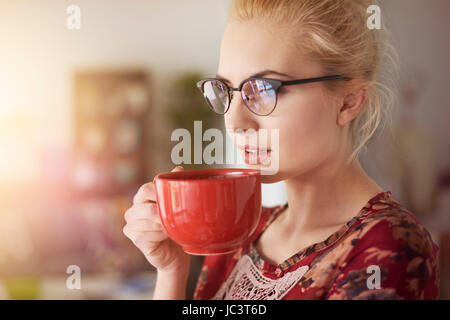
[227, 0, 399, 162]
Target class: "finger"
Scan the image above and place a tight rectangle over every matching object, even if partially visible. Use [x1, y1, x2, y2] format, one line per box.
[124, 203, 163, 225]
[123, 217, 168, 237]
[124, 228, 169, 244]
[152, 166, 184, 183]
[124, 219, 165, 233]
[133, 182, 156, 205]
[124, 203, 152, 222]
[135, 231, 169, 247]
[133, 167, 184, 205]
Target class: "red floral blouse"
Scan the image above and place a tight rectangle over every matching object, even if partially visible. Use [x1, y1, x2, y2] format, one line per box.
[193, 191, 440, 300]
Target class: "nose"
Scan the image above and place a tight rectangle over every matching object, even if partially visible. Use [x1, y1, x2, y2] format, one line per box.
[225, 88, 260, 133]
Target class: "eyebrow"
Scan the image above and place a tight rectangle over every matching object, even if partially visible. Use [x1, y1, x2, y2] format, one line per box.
[215, 69, 291, 86]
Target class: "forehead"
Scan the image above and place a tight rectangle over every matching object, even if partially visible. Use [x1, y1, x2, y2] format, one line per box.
[217, 20, 320, 84]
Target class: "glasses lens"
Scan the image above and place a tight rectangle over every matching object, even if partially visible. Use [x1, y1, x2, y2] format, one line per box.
[241, 79, 276, 115]
[200, 80, 229, 114]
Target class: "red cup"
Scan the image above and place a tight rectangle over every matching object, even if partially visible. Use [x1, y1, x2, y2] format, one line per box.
[153, 168, 262, 255]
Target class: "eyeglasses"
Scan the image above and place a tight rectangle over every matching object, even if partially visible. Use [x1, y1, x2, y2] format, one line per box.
[196, 75, 350, 116]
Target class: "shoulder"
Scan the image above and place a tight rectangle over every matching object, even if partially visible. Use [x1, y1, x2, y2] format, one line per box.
[327, 192, 440, 299]
[348, 191, 438, 260]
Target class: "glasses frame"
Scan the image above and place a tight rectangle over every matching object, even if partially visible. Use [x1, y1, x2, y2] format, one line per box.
[196, 75, 351, 116]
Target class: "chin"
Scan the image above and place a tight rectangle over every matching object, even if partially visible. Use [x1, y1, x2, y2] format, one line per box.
[257, 165, 309, 184]
[249, 166, 287, 183]
[242, 159, 287, 184]
[260, 174, 284, 184]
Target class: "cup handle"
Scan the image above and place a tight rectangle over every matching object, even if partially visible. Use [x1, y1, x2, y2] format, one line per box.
[151, 174, 161, 204]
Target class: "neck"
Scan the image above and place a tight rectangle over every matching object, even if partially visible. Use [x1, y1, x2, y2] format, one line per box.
[282, 156, 383, 232]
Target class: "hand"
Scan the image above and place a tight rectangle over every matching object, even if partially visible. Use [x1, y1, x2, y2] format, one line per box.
[123, 166, 190, 274]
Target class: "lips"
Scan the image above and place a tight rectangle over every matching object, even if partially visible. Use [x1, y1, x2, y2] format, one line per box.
[237, 144, 271, 153]
[236, 144, 272, 165]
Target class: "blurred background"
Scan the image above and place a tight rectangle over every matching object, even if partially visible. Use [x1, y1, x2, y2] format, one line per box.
[0, 0, 448, 299]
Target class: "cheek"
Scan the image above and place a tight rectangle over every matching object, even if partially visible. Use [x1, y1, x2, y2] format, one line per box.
[277, 91, 339, 166]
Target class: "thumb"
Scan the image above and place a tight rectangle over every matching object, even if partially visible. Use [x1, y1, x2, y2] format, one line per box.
[153, 166, 184, 183]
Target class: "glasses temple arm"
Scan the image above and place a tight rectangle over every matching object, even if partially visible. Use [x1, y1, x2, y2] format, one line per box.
[282, 75, 351, 86]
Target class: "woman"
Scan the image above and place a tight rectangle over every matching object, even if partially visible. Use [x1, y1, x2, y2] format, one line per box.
[123, 0, 439, 299]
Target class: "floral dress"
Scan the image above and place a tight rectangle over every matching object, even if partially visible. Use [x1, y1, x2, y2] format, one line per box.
[193, 191, 440, 300]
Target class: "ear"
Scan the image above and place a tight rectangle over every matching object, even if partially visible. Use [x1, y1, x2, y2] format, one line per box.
[337, 83, 368, 126]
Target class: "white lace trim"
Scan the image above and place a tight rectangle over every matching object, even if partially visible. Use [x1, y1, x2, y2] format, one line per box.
[211, 254, 309, 300]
